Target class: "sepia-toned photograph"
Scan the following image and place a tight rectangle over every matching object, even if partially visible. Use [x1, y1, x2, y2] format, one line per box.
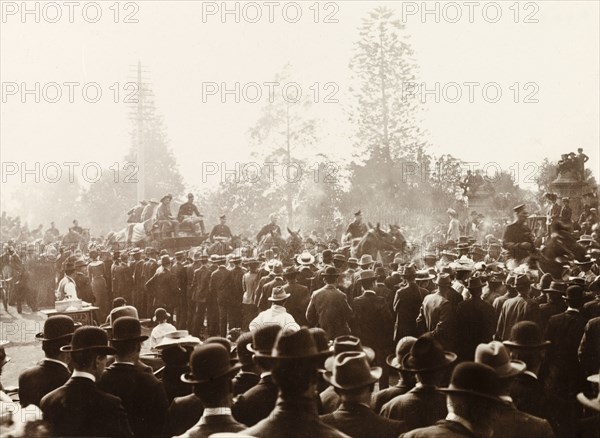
[0, 1, 599, 437]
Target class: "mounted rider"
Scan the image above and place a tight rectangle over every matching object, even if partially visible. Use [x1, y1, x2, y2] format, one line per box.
[209, 215, 233, 243]
[178, 193, 206, 235]
[256, 213, 281, 243]
[502, 204, 535, 265]
[344, 210, 368, 244]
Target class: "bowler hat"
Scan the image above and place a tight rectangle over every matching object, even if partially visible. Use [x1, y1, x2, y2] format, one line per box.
[194, 252, 209, 261]
[247, 325, 282, 355]
[466, 276, 485, 290]
[326, 335, 375, 370]
[268, 286, 291, 302]
[578, 373, 600, 412]
[111, 316, 149, 343]
[60, 326, 116, 354]
[514, 274, 531, 288]
[108, 305, 140, 327]
[253, 327, 333, 364]
[400, 334, 457, 373]
[475, 341, 526, 378]
[155, 330, 201, 350]
[36, 315, 75, 343]
[271, 263, 284, 276]
[153, 307, 171, 322]
[282, 266, 297, 277]
[563, 285, 585, 302]
[503, 321, 550, 350]
[439, 362, 504, 403]
[401, 264, 417, 278]
[386, 336, 417, 369]
[181, 344, 241, 384]
[323, 351, 382, 390]
[230, 255, 242, 263]
[354, 210, 362, 216]
[74, 259, 88, 269]
[322, 266, 340, 278]
[160, 255, 171, 265]
[234, 332, 255, 366]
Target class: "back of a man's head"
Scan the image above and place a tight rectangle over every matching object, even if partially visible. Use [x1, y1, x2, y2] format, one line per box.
[272, 361, 318, 398]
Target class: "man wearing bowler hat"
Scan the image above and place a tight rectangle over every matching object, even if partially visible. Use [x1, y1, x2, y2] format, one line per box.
[456, 275, 496, 361]
[539, 281, 568, 332]
[394, 264, 424, 342]
[306, 266, 353, 340]
[19, 315, 75, 408]
[503, 321, 559, 427]
[352, 269, 394, 388]
[416, 273, 458, 350]
[496, 273, 542, 341]
[243, 328, 347, 437]
[99, 316, 168, 438]
[40, 326, 133, 438]
[146, 254, 180, 322]
[401, 362, 506, 438]
[380, 334, 457, 430]
[190, 252, 211, 336]
[281, 265, 310, 326]
[320, 351, 405, 438]
[544, 285, 589, 402]
[176, 343, 245, 438]
[475, 341, 554, 438]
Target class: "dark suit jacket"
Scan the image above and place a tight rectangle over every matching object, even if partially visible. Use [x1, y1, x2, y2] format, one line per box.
[416, 292, 456, 350]
[283, 282, 310, 326]
[393, 282, 423, 341]
[374, 282, 395, 311]
[372, 382, 413, 413]
[257, 277, 286, 311]
[540, 300, 567, 332]
[456, 297, 496, 360]
[583, 298, 600, 319]
[544, 309, 588, 399]
[493, 401, 555, 438]
[380, 385, 447, 431]
[98, 362, 169, 438]
[320, 385, 341, 414]
[41, 376, 133, 438]
[496, 295, 541, 341]
[176, 414, 246, 438]
[232, 370, 260, 396]
[352, 291, 393, 350]
[232, 373, 278, 426]
[244, 396, 349, 438]
[320, 402, 406, 438]
[210, 266, 232, 306]
[401, 420, 478, 438]
[306, 284, 353, 340]
[579, 316, 600, 375]
[191, 265, 211, 303]
[163, 394, 203, 438]
[146, 267, 179, 308]
[19, 359, 71, 408]
[226, 265, 245, 306]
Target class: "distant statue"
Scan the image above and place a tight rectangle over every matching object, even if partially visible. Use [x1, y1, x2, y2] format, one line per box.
[557, 148, 588, 181]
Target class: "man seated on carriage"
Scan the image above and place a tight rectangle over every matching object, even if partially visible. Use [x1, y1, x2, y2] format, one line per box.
[69, 220, 84, 235]
[154, 194, 180, 237]
[177, 193, 206, 235]
[127, 200, 147, 223]
[256, 213, 281, 243]
[209, 215, 233, 243]
[344, 210, 368, 244]
[45, 222, 60, 242]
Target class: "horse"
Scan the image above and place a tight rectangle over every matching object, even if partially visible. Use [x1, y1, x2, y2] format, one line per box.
[106, 218, 156, 250]
[353, 223, 395, 263]
[207, 235, 243, 256]
[535, 230, 588, 279]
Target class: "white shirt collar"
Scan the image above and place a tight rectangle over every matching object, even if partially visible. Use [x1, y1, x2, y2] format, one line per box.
[72, 370, 96, 382]
[500, 395, 513, 403]
[260, 371, 272, 379]
[567, 307, 580, 313]
[523, 370, 538, 380]
[446, 412, 476, 434]
[202, 407, 231, 417]
[44, 358, 70, 372]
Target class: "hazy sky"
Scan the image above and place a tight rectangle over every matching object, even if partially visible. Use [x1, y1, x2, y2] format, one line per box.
[1, 0, 599, 207]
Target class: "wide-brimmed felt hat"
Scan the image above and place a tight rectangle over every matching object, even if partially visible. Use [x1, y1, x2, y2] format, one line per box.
[439, 362, 504, 404]
[514, 274, 531, 287]
[386, 336, 417, 369]
[533, 273, 553, 291]
[475, 341, 526, 378]
[400, 334, 457, 373]
[268, 286, 291, 302]
[324, 351, 382, 390]
[253, 327, 333, 364]
[577, 372, 600, 412]
[466, 276, 485, 290]
[60, 326, 116, 354]
[247, 325, 282, 355]
[543, 281, 567, 294]
[415, 270, 435, 282]
[326, 335, 375, 371]
[401, 264, 417, 278]
[282, 266, 297, 277]
[503, 321, 551, 350]
[36, 315, 75, 343]
[160, 194, 173, 203]
[110, 316, 149, 343]
[296, 251, 315, 265]
[434, 273, 452, 286]
[155, 330, 201, 350]
[271, 263, 284, 276]
[577, 235, 594, 244]
[181, 343, 241, 384]
[563, 285, 585, 302]
[102, 305, 143, 329]
[194, 252, 209, 261]
[358, 269, 376, 282]
[359, 254, 374, 266]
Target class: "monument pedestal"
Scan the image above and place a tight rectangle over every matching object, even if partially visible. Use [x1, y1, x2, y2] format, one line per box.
[550, 172, 589, 218]
[467, 189, 495, 215]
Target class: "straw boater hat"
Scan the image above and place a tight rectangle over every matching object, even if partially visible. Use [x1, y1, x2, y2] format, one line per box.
[296, 251, 315, 266]
[155, 330, 201, 350]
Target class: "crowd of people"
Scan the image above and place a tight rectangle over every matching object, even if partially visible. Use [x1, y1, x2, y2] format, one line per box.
[1, 196, 600, 437]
